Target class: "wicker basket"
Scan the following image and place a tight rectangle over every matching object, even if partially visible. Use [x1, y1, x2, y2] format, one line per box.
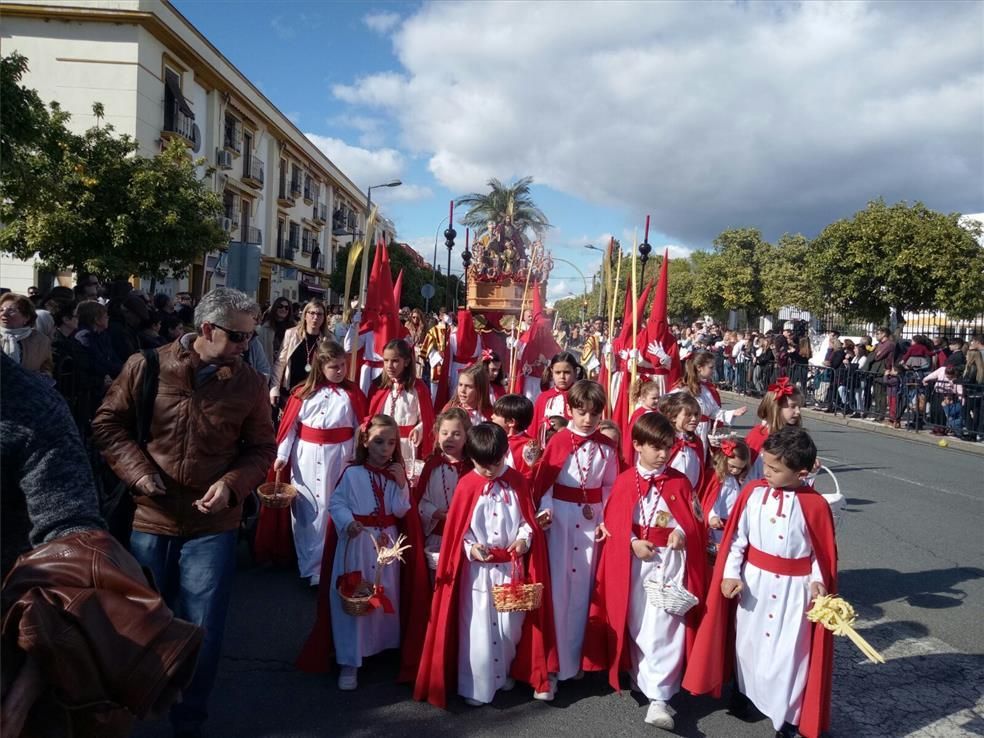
[492, 558, 543, 613]
[337, 536, 380, 617]
[644, 574, 698, 616]
[257, 468, 298, 509]
[424, 544, 441, 571]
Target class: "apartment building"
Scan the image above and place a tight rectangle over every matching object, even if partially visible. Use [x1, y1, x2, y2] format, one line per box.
[0, 0, 395, 305]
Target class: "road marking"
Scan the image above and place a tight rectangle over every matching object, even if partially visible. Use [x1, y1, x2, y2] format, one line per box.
[818, 455, 977, 502]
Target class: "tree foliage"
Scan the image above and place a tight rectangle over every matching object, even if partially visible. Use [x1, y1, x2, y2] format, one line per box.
[0, 53, 226, 280]
[456, 176, 551, 237]
[329, 242, 456, 312]
[808, 199, 984, 321]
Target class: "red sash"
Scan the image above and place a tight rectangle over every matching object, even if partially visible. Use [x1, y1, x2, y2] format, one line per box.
[747, 545, 811, 576]
[299, 425, 355, 444]
[399, 425, 415, 438]
[353, 513, 398, 528]
[631, 524, 673, 546]
[552, 483, 603, 504]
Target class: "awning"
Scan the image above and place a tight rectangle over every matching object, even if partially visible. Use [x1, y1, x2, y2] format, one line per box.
[165, 74, 194, 117]
[299, 282, 326, 295]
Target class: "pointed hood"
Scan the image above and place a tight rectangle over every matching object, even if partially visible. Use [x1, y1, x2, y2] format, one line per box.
[455, 308, 478, 360]
[358, 242, 385, 334]
[393, 268, 405, 308]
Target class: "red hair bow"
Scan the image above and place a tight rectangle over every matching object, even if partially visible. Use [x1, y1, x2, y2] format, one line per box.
[768, 376, 794, 397]
[481, 348, 495, 363]
[719, 439, 737, 458]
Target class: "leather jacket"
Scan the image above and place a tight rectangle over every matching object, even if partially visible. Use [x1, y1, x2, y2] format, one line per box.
[91, 338, 276, 537]
[1, 530, 202, 735]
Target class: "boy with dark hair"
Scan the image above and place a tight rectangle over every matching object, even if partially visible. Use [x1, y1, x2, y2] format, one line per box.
[583, 412, 707, 729]
[414, 423, 557, 707]
[533, 379, 619, 697]
[491, 393, 538, 481]
[684, 426, 837, 738]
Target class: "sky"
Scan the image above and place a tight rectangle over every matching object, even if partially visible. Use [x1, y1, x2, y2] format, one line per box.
[173, 0, 983, 300]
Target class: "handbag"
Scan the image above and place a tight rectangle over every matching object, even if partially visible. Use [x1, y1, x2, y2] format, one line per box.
[643, 550, 699, 616]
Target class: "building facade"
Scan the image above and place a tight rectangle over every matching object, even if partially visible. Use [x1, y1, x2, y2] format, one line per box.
[0, 0, 395, 306]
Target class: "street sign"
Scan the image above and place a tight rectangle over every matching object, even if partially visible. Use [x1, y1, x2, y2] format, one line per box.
[420, 283, 435, 299]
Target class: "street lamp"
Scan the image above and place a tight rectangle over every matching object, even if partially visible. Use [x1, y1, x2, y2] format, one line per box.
[358, 179, 402, 307]
[445, 200, 457, 312]
[428, 215, 448, 313]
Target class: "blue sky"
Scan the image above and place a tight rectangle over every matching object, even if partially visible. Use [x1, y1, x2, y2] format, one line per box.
[172, 1, 983, 300]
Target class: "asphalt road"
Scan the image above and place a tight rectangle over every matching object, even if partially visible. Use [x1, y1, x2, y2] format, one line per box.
[135, 407, 983, 738]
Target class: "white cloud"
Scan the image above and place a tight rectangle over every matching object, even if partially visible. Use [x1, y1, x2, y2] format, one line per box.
[303, 133, 404, 188]
[374, 183, 434, 203]
[546, 280, 570, 300]
[270, 15, 295, 40]
[328, 114, 386, 147]
[363, 11, 401, 34]
[331, 1, 984, 245]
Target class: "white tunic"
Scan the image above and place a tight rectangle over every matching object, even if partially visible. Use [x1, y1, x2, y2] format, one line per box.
[276, 385, 358, 580]
[328, 466, 412, 667]
[695, 383, 737, 458]
[537, 428, 619, 679]
[417, 458, 462, 551]
[458, 470, 532, 703]
[723, 483, 825, 731]
[375, 384, 424, 469]
[343, 324, 383, 396]
[709, 475, 742, 545]
[669, 436, 702, 490]
[628, 464, 688, 702]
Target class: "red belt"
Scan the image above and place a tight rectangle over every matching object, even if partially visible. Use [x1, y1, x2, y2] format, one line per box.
[553, 483, 603, 504]
[353, 513, 398, 528]
[365, 359, 383, 368]
[433, 518, 446, 535]
[747, 546, 811, 576]
[700, 415, 712, 423]
[399, 425, 415, 438]
[299, 425, 355, 444]
[631, 524, 673, 546]
[483, 547, 512, 563]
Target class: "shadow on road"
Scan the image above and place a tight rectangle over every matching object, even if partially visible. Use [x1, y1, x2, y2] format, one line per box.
[840, 566, 984, 615]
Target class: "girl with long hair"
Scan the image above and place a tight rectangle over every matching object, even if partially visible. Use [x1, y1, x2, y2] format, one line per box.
[531, 351, 584, 444]
[671, 351, 747, 457]
[445, 362, 493, 424]
[414, 408, 473, 554]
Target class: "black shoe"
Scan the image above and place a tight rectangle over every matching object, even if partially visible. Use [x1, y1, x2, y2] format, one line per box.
[728, 689, 752, 720]
[823, 407, 836, 414]
[775, 723, 801, 738]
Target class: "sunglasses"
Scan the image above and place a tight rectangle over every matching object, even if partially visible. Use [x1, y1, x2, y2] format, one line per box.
[275, 304, 290, 310]
[210, 323, 253, 343]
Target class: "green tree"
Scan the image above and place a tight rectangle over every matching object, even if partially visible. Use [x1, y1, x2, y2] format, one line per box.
[758, 233, 822, 314]
[808, 199, 984, 321]
[0, 53, 226, 280]
[456, 176, 551, 237]
[330, 241, 454, 312]
[689, 228, 770, 320]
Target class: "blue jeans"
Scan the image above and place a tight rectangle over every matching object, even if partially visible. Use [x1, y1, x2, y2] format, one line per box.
[130, 529, 237, 733]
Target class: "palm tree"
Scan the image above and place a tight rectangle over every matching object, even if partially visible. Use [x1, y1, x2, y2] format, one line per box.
[456, 176, 551, 237]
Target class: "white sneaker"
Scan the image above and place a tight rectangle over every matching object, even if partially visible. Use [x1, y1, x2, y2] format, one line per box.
[645, 700, 674, 729]
[501, 677, 516, 692]
[533, 674, 558, 701]
[337, 666, 358, 691]
[463, 697, 484, 707]
[309, 575, 320, 587]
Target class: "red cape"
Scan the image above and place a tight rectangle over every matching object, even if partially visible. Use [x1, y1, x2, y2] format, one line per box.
[367, 378, 436, 457]
[581, 467, 708, 689]
[295, 464, 430, 683]
[620, 406, 653, 469]
[744, 423, 770, 462]
[412, 453, 472, 506]
[253, 380, 367, 567]
[681, 479, 838, 738]
[507, 430, 537, 483]
[532, 427, 617, 506]
[413, 466, 558, 708]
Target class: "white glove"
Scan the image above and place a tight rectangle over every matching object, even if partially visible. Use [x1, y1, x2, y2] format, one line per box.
[429, 350, 444, 367]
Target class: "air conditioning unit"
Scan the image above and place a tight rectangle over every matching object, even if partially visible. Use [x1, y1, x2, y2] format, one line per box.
[216, 215, 233, 231]
[216, 149, 233, 170]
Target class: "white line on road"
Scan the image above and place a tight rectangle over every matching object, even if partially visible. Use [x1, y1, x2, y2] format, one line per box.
[818, 455, 977, 502]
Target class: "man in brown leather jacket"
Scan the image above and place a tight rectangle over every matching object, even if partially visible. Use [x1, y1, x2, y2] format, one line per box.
[92, 287, 276, 738]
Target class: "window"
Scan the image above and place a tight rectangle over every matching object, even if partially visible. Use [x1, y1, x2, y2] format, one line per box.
[277, 217, 286, 259]
[224, 113, 242, 153]
[288, 221, 300, 255]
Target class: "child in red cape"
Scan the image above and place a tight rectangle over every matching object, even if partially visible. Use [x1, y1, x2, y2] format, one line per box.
[621, 379, 660, 468]
[295, 414, 429, 689]
[745, 377, 805, 476]
[254, 341, 367, 571]
[682, 427, 837, 738]
[367, 338, 436, 470]
[700, 438, 751, 560]
[581, 412, 707, 730]
[660, 392, 705, 492]
[414, 408, 473, 556]
[444, 362, 493, 425]
[414, 422, 557, 708]
[491, 393, 539, 484]
[531, 351, 584, 444]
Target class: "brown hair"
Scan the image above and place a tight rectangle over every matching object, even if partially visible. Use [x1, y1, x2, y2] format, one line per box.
[450, 363, 493, 416]
[629, 377, 661, 406]
[568, 379, 606, 414]
[679, 350, 714, 396]
[658, 391, 701, 424]
[75, 299, 107, 329]
[540, 351, 584, 391]
[597, 418, 621, 446]
[711, 438, 751, 483]
[297, 340, 347, 399]
[292, 299, 329, 339]
[756, 384, 805, 433]
[0, 293, 37, 326]
[631, 411, 676, 450]
[432, 407, 471, 455]
[376, 338, 416, 390]
[354, 414, 404, 467]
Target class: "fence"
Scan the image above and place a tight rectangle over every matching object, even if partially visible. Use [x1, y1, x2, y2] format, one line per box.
[809, 309, 984, 342]
[712, 353, 982, 441]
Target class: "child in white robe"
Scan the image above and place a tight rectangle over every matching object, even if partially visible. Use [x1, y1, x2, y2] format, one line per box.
[416, 408, 472, 553]
[660, 391, 704, 490]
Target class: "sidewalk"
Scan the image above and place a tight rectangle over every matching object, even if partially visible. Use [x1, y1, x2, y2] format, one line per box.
[719, 390, 984, 457]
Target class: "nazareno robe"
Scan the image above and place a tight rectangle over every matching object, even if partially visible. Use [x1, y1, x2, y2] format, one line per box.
[413, 466, 558, 708]
[295, 463, 430, 683]
[581, 467, 708, 690]
[253, 380, 367, 567]
[681, 479, 837, 738]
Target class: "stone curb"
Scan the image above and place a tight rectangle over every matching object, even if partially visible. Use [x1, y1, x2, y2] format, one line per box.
[719, 390, 984, 457]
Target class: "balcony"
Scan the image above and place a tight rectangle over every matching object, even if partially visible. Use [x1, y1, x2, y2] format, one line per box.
[313, 203, 327, 225]
[242, 156, 264, 188]
[223, 118, 242, 154]
[243, 225, 262, 245]
[303, 178, 315, 204]
[290, 177, 303, 198]
[162, 102, 199, 148]
[276, 239, 294, 261]
[278, 175, 294, 207]
[301, 233, 313, 255]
